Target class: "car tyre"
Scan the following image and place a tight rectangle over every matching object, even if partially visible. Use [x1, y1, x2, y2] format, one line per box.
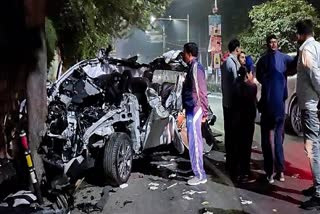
[290, 100, 303, 137]
[103, 132, 133, 186]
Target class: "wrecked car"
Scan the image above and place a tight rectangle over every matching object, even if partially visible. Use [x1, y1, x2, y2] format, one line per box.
[41, 49, 187, 186]
[40, 49, 219, 188]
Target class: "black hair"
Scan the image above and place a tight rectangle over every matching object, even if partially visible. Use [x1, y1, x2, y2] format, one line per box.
[183, 42, 198, 57]
[238, 66, 250, 80]
[266, 34, 277, 44]
[296, 19, 313, 35]
[228, 39, 240, 52]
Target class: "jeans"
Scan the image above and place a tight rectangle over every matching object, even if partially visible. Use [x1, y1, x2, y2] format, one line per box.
[301, 110, 320, 196]
[260, 114, 285, 176]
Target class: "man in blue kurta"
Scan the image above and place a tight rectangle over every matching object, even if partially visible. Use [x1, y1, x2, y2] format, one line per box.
[256, 35, 294, 184]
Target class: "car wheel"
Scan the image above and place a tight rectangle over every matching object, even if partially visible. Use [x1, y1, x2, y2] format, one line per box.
[290, 101, 303, 137]
[103, 132, 133, 186]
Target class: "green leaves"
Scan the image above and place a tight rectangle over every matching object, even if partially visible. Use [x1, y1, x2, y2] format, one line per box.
[239, 0, 320, 59]
[48, 0, 171, 66]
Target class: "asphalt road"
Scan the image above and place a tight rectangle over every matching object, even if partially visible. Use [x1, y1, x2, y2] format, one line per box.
[72, 94, 318, 214]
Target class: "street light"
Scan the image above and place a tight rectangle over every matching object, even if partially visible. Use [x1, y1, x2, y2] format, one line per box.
[150, 14, 190, 53]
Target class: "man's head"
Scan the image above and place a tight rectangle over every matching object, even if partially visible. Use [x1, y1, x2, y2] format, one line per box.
[296, 19, 314, 45]
[238, 51, 246, 66]
[183, 42, 198, 63]
[266, 34, 278, 51]
[228, 39, 241, 56]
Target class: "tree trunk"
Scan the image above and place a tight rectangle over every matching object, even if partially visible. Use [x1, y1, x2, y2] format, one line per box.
[26, 28, 47, 182]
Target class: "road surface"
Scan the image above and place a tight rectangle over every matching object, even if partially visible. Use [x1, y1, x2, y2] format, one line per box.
[72, 94, 317, 214]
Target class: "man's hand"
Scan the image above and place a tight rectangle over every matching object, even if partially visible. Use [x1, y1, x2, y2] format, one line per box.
[202, 116, 207, 123]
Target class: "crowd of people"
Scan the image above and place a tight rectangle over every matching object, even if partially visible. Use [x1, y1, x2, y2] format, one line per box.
[181, 19, 320, 210]
[220, 19, 320, 210]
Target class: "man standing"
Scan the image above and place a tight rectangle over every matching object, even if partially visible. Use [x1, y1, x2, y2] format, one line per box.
[295, 20, 320, 210]
[221, 39, 241, 177]
[182, 42, 208, 186]
[256, 35, 293, 184]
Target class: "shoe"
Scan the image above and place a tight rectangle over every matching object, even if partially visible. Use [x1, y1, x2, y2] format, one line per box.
[302, 186, 316, 197]
[300, 196, 320, 210]
[267, 174, 274, 184]
[187, 177, 207, 186]
[239, 175, 256, 184]
[276, 172, 285, 182]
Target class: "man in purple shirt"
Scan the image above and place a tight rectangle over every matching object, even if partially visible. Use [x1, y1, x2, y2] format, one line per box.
[182, 42, 209, 186]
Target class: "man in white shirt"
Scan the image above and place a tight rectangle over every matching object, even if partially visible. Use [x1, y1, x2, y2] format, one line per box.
[296, 20, 320, 211]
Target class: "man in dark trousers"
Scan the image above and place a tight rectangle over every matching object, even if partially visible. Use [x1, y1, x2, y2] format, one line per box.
[256, 35, 294, 184]
[233, 65, 257, 183]
[182, 42, 209, 186]
[221, 39, 241, 177]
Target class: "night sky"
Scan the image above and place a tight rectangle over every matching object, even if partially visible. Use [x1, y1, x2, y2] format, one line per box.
[116, 0, 319, 65]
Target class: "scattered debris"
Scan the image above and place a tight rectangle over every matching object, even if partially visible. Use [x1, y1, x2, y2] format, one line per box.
[165, 183, 178, 190]
[157, 163, 174, 168]
[149, 186, 159, 191]
[272, 209, 278, 212]
[182, 195, 193, 200]
[239, 197, 252, 205]
[76, 203, 100, 213]
[291, 174, 300, 179]
[0, 191, 37, 208]
[170, 159, 176, 162]
[120, 183, 128, 189]
[168, 173, 177, 178]
[96, 186, 112, 211]
[183, 190, 207, 195]
[201, 201, 210, 206]
[122, 200, 133, 208]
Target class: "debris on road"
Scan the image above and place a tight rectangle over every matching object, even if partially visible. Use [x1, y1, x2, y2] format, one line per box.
[157, 163, 174, 168]
[120, 183, 128, 189]
[96, 186, 112, 211]
[165, 183, 178, 190]
[201, 201, 210, 206]
[168, 173, 177, 178]
[240, 197, 253, 205]
[183, 190, 207, 195]
[149, 186, 159, 191]
[182, 195, 193, 200]
[122, 200, 133, 208]
[148, 183, 160, 187]
[291, 174, 300, 179]
[77, 203, 100, 213]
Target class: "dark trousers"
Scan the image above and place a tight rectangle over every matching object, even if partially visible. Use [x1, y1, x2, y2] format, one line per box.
[223, 107, 233, 172]
[260, 114, 285, 176]
[238, 119, 255, 176]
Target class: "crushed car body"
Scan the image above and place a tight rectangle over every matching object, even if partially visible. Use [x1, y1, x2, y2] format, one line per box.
[40, 49, 188, 186]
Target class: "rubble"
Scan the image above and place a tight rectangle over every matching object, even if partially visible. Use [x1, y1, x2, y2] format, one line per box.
[95, 186, 112, 211]
[165, 183, 178, 190]
[168, 173, 177, 178]
[119, 184, 128, 189]
[182, 195, 193, 200]
[183, 190, 207, 195]
[201, 201, 209, 206]
[239, 197, 253, 205]
[122, 200, 133, 208]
